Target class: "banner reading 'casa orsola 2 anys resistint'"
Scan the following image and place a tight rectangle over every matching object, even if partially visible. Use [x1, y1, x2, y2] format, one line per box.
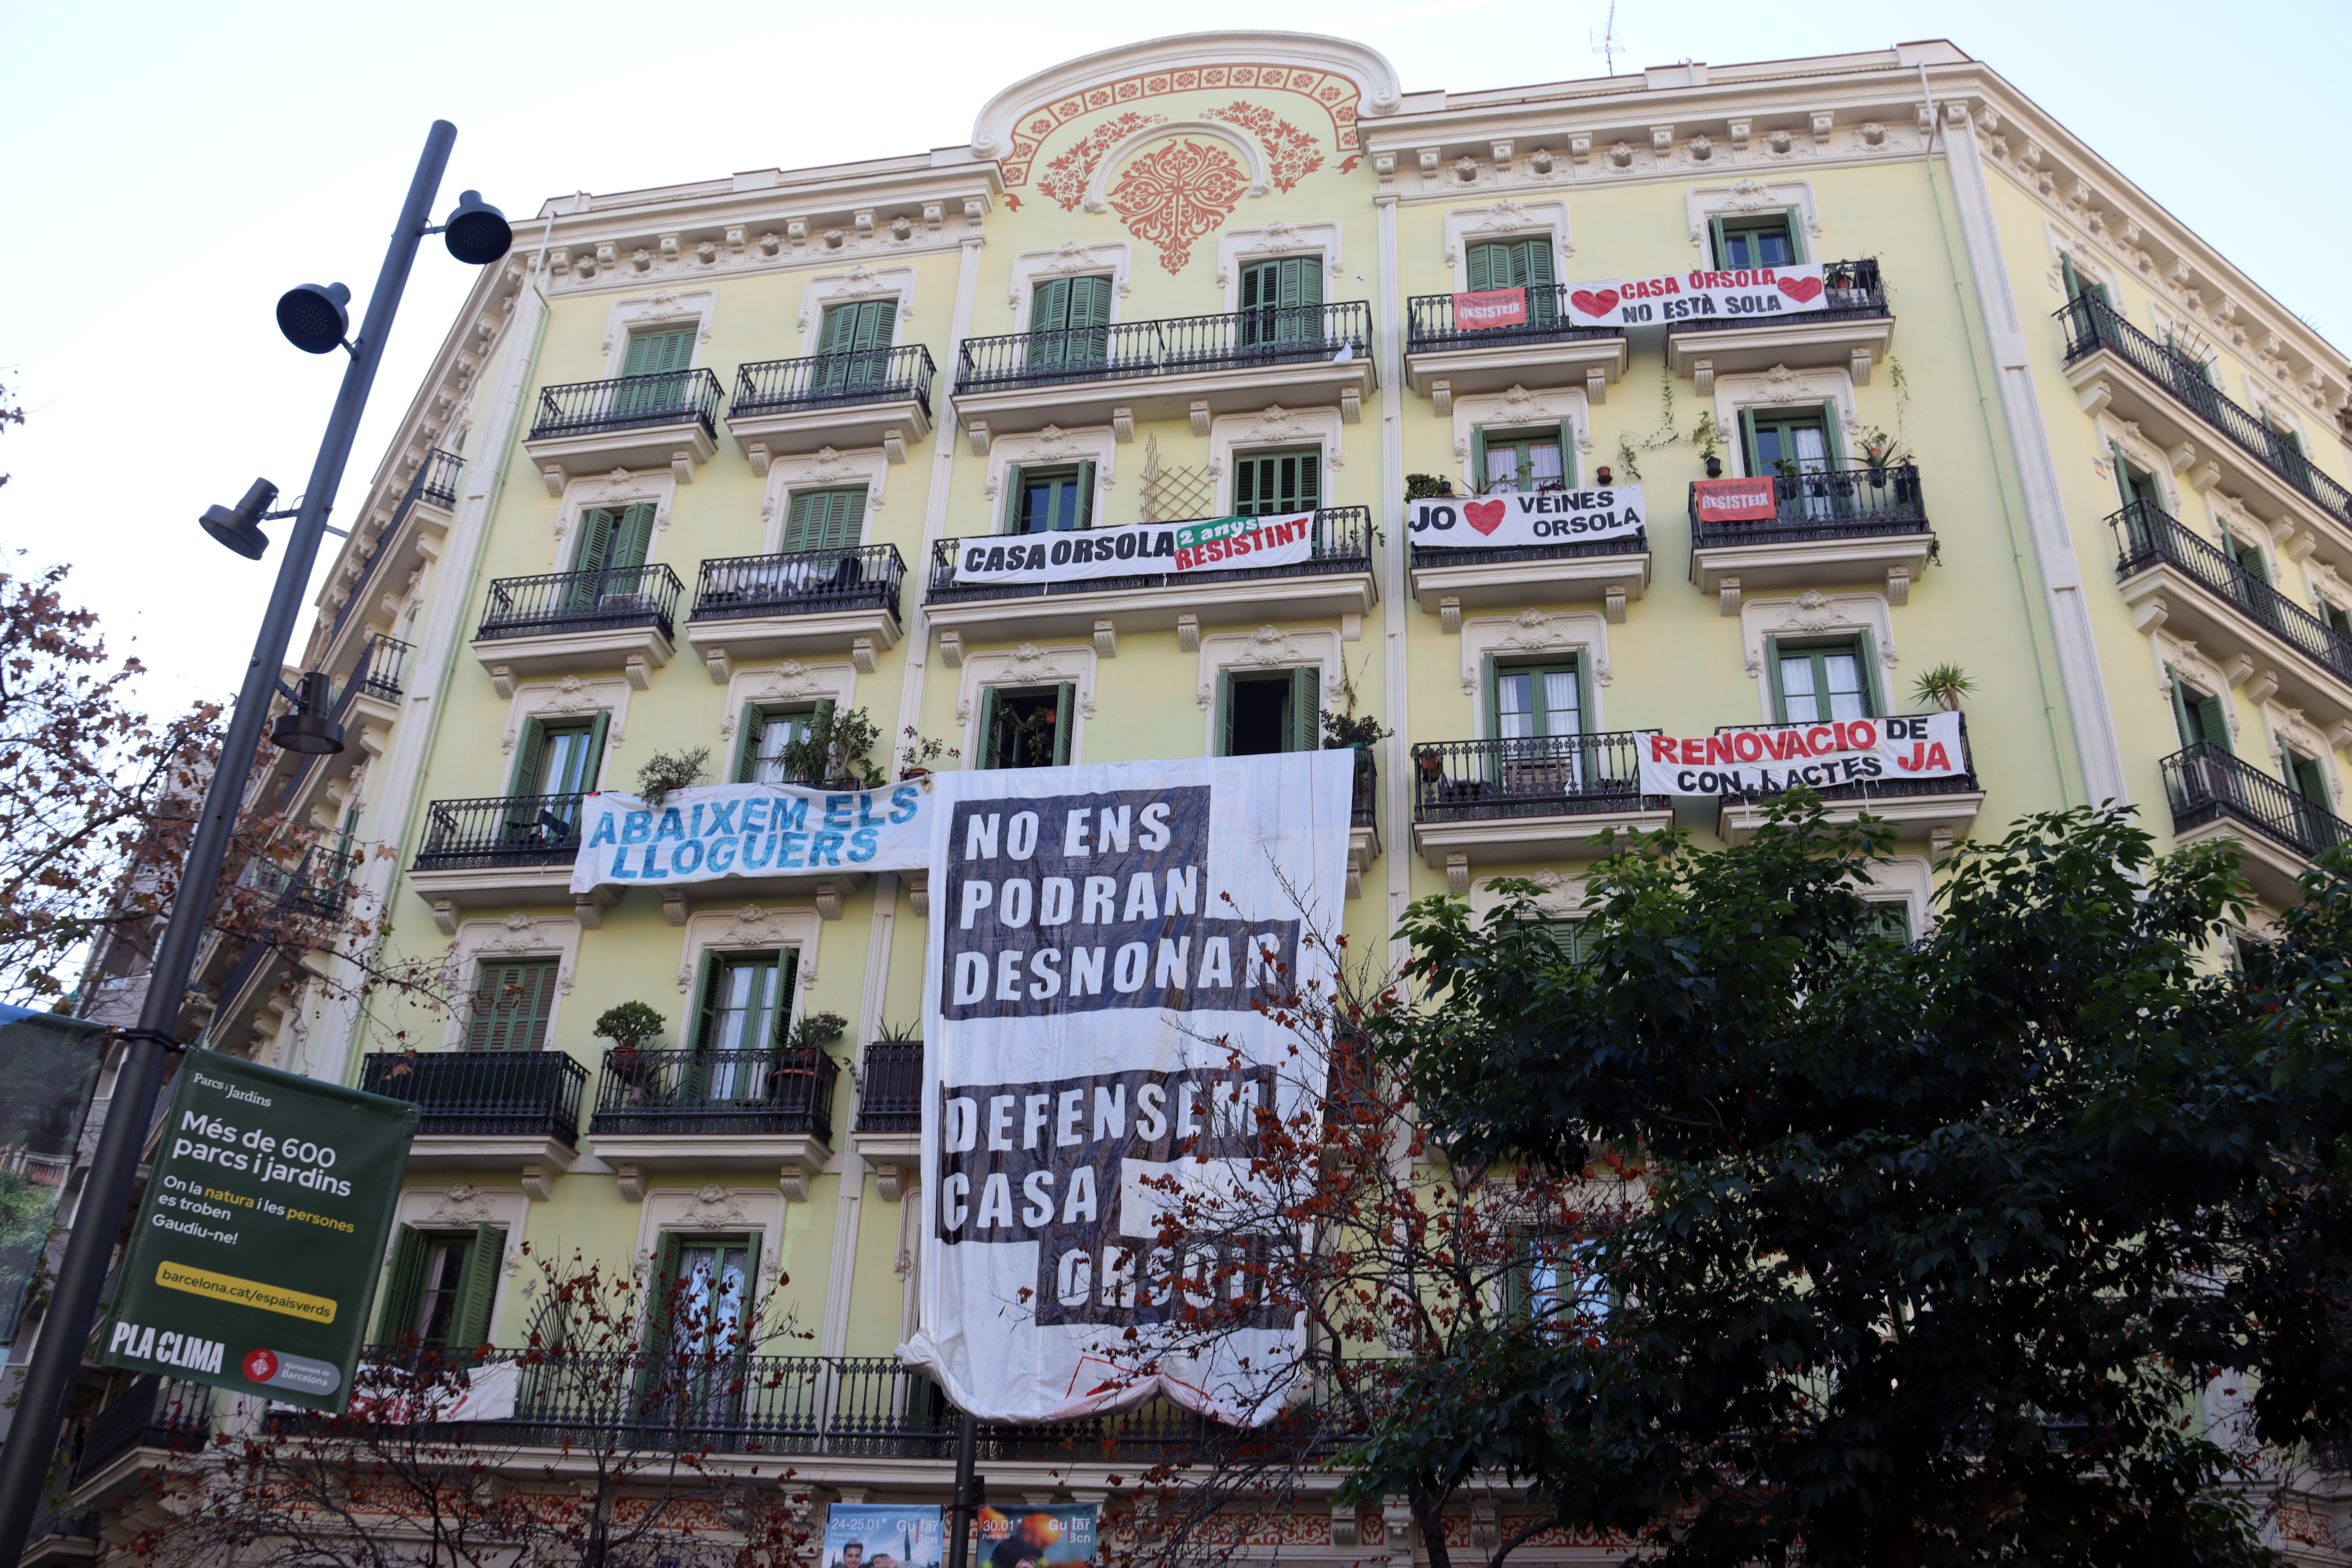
[1637, 712, 1966, 797]
[949, 512, 1316, 589]
[899, 753, 1355, 1426]
[1566, 263, 1829, 330]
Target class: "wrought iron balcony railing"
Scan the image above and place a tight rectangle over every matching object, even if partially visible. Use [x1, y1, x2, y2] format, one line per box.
[2058, 293, 2352, 532]
[590, 1048, 838, 1140]
[529, 367, 725, 443]
[73, 1376, 211, 1482]
[2109, 499, 2352, 686]
[323, 449, 463, 649]
[855, 1040, 922, 1133]
[414, 793, 584, 870]
[243, 845, 363, 922]
[690, 544, 905, 623]
[359, 1050, 588, 1145]
[2163, 741, 2352, 863]
[1349, 745, 1378, 830]
[1410, 732, 1664, 823]
[732, 345, 936, 421]
[926, 506, 1376, 604]
[476, 562, 684, 642]
[1412, 524, 1649, 571]
[955, 301, 1372, 395]
[1688, 461, 1931, 549]
[1405, 259, 1887, 355]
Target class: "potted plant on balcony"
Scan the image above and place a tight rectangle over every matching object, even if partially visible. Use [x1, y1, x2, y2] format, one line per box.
[772, 1009, 847, 1110]
[1909, 663, 1975, 712]
[594, 1002, 666, 1096]
[1857, 427, 1911, 490]
[635, 748, 709, 808]
[897, 727, 960, 782]
[779, 705, 884, 789]
[1692, 412, 1724, 479]
[1405, 473, 1451, 501]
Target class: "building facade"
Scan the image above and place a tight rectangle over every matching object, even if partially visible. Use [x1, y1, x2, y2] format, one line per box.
[45, 30, 2352, 1564]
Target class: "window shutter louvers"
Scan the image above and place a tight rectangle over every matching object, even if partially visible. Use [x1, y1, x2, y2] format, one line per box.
[450, 1225, 505, 1351]
[1817, 401, 1845, 464]
[583, 713, 610, 792]
[1782, 207, 1806, 264]
[376, 1227, 429, 1344]
[1218, 671, 1238, 757]
[1557, 419, 1578, 485]
[1289, 666, 1322, 753]
[1737, 407, 1763, 476]
[509, 719, 547, 797]
[1853, 631, 1881, 716]
[1052, 683, 1075, 767]
[978, 687, 1000, 769]
[1762, 635, 1788, 722]
[1001, 464, 1026, 534]
[1075, 461, 1096, 530]
[610, 503, 656, 572]
[1708, 216, 1732, 270]
[573, 508, 617, 576]
[733, 704, 765, 783]
[1470, 427, 1488, 492]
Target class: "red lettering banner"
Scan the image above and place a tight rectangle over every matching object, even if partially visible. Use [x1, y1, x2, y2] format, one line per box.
[1691, 476, 1779, 522]
[1452, 287, 1526, 330]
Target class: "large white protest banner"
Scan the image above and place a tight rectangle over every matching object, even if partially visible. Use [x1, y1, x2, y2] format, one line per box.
[948, 512, 1316, 589]
[1564, 262, 1829, 330]
[567, 782, 932, 895]
[898, 753, 1355, 1425]
[1405, 485, 1646, 550]
[1637, 713, 1967, 797]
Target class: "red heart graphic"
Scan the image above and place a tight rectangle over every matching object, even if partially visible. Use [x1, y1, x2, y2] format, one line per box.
[1569, 288, 1620, 319]
[1463, 500, 1507, 535]
[1777, 275, 1824, 304]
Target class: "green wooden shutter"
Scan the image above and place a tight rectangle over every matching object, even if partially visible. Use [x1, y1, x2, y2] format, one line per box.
[376, 1227, 429, 1343]
[1289, 666, 1322, 753]
[1052, 683, 1074, 767]
[1738, 408, 1762, 475]
[733, 704, 765, 783]
[1481, 653, 1501, 740]
[470, 960, 561, 1051]
[624, 329, 695, 376]
[1032, 278, 1072, 331]
[1470, 426, 1488, 492]
[1233, 458, 1258, 514]
[1000, 463, 1026, 534]
[1218, 670, 1238, 757]
[449, 1225, 505, 1351]
[2292, 752, 2330, 803]
[977, 687, 1001, 769]
[1782, 208, 1805, 264]
[1557, 418, 1578, 486]
[1816, 401, 1844, 464]
[646, 1232, 686, 1364]
[508, 718, 548, 796]
[1466, 245, 1497, 292]
[1069, 276, 1112, 329]
[1075, 461, 1096, 530]
[782, 490, 866, 554]
[1763, 635, 1788, 722]
[818, 300, 891, 355]
[689, 953, 722, 1052]
[1852, 632, 1880, 716]
[1523, 240, 1555, 287]
[2195, 693, 2228, 750]
[583, 711, 610, 791]
[608, 503, 656, 572]
[573, 507, 617, 575]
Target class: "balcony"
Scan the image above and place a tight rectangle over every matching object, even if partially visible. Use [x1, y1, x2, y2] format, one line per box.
[1666, 259, 1895, 386]
[2111, 500, 2352, 727]
[1347, 746, 1383, 898]
[321, 449, 464, 657]
[523, 368, 725, 493]
[1408, 732, 1672, 878]
[2060, 294, 2352, 544]
[1408, 519, 1651, 617]
[408, 793, 584, 929]
[852, 1038, 922, 1199]
[951, 302, 1375, 441]
[684, 544, 906, 680]
[726, 346, 936, 469]
[1715, 713, 1983, 846]
[1403, 284, 1628, 404]
[275, 632, 412, 820]
[923, 506, 1377, 644]
[2165, 742, 2352, 907]
[359, 1049, 588, 1180]
[1688, 462, 1935, 608]
[69, 1377, 211, 1490]
[588, 1047, 837, 1198]
[470, 562, 683, 690]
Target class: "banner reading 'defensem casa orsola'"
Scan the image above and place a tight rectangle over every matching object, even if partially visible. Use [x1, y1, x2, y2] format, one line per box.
[898, 753, 1353, 1425]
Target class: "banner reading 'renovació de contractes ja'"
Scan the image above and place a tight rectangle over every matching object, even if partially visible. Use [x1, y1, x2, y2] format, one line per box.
[1637, 713, 1966, 796]
[899, 754, 1354, 1425]
[949, 512, 1316, 589]
[568, 783, 933, 895]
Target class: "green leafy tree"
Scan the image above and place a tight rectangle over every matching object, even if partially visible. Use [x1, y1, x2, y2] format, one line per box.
[1367, 799, 2352, 1568]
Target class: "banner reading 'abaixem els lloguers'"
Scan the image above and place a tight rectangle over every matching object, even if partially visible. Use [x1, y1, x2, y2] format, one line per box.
[567, 782, 933, 895]
[899, 754, 1354, 1426]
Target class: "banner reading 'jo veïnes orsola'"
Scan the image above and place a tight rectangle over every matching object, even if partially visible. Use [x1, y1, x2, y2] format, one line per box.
[898, 754, 1355, 1426]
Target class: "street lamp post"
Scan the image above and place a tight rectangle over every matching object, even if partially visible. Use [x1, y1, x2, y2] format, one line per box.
[0, 119, 510, 1559]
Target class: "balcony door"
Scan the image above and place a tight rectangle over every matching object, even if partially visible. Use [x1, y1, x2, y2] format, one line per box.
[1233, 450, 1320, 518]
[1772, 639, 1875, 724]
[1740, 404, 1840, 521]
[648, 1232, 759, 1433]
[467, 959, 560, 1051]
[1491, 657, 1590, 797]
[568, 503, 656, 609]
[505, 715, 603, 847]
[812, 299, 893, 399]
[1466, 238, 1556, 324]
[1028, 276, 1112, 375]
[376, 1223, 506, 1352]
[1710, 211, 1802, 268]
[977, 684, 1073, 769]
[1220, 666, 1321, 756]
[1004, 464, 1096, 533]
[1240, 256, 1325, 352]
[617, 327, 695, 419]
[2284, 746, 2336, 849]
[691, 949, 797, 1103]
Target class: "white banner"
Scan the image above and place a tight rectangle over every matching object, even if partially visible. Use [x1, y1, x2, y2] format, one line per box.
[1566, 262, 1828, 330]
[899, 754, 1354, 1425]
[1405, 486, 1646, 550]
[567, 783, 932, 895]
[1638, 713, 1966, 796]
[948, 512, 1316, 588]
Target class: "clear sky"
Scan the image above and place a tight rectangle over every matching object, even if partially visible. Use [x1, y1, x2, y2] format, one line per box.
[4, 0, 2343, 720]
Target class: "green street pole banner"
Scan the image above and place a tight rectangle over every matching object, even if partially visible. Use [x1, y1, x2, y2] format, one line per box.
[95, 1052, 417, 1411]
[0, 1006, 109, 1351]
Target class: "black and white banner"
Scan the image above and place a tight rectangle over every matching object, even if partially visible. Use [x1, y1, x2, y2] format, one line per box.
[898, 754, 1354, 1425]
[1406, 486, 1646, 550]
[947, 513, 1315, 588]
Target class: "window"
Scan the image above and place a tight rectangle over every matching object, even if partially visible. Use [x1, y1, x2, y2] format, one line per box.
[2058, 254, 2114, 312]
[377, 1224, 505, 1349]
[1504, 1233, 1607, 1331]
[646, 1232, 759, 1424]
[2318, 595, 2352, 643]
[1028, 276, 1112, 373]
[1477, 428, 1567, 494]
[1710, 210, 1801, 269]
[1771, 638, 1875, 724]
[1739, 405, 1838, 478]
[1233, 450, 1320, 517]
[2285, 746, 2330, 806]
[733, 702, 828, 785]
[1240, 256, 1324, 348]
[693, 950, 797, 1053]
[1494, 659, 1584, 740]
[2224, 530, 2269, 584]
[468, 958, 561, 1051]
[1467, 238, 1557, 302]
[618, 328, 697, 419]
[779, 488, 866, 555]
[1220, 666, 1321, 755]
[1539, 919, 1600, 965]
[569, 502, 657, 606]
[2168, 676, 2229, 753]
[2110, 444, 2163, 514]
[978, 684, 1072, 770]
[1001, 464, 1095, 533]
[1856, 902, 1912, 943]
[812, 299, 892, 397]
[510, 716, 607, 797]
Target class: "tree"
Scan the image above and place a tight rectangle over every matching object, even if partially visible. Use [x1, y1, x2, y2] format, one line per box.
[1371, 798, 2352, 1568]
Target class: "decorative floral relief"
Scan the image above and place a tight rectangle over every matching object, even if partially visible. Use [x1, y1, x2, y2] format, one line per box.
[1203, 101, 1323, 191]
[1002, 65, 1361, 190]
[1110, 140, 1249, 274]
[1040, 111, 1165, 211]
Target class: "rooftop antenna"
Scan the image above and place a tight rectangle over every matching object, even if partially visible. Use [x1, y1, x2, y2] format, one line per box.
[1591, 1, 1621, 75]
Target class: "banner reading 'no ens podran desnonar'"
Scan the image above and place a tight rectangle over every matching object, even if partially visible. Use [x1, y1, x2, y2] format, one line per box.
[96, 1053, 417, 1412]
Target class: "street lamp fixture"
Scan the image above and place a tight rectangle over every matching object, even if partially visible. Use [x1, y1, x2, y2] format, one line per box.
[440, 189, 512, 265]
[198, 478, 282, 559]
[276, 281, 353, 354]
[269, 672, 347, 755]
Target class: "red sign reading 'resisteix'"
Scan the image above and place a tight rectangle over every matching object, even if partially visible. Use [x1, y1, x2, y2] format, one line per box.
[1452, 287, 1527, 329]
[1691, 476, 1778, 522]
